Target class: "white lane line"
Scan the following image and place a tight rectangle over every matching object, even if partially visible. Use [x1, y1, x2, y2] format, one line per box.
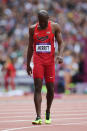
[1, 112, 87, 119]
[0, 109, 87, 115]
[2, 121, 87, 131]
[0, 99, 87, 105]
[1, 104, 87, 109]
[1, 107, 87, 112]
[0, 112, 34, 115]
[0, 117, 87, 123]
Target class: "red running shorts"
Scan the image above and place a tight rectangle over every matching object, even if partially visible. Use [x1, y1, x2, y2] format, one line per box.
[33, 63, 55, 83]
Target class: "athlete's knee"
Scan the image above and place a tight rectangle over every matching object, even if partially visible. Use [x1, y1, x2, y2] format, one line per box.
[35, 86, 42, 93]
[49, 87, 54, 97]
[34, 78, 42, 93]
[46, 83, 54, 97]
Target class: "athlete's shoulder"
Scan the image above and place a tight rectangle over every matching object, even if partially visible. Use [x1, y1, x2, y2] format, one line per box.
[50, 21, 61, 32]
[29, 24, 37, 34]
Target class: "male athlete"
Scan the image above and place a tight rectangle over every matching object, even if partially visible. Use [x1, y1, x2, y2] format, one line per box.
[27, 10, 64, 124]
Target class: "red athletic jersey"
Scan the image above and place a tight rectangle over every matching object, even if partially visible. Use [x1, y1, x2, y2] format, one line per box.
[33, 21, 55, 65]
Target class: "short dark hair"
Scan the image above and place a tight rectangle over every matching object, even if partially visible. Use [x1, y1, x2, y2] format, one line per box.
[38, 10, 49, 18]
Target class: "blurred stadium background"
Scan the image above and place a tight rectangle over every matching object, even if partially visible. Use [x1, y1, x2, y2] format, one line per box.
[0, 0, 87, 96]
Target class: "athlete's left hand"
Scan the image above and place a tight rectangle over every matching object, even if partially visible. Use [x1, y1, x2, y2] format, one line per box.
[56, 56, 63, 64]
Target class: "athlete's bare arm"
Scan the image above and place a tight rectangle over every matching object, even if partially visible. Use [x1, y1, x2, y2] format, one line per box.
[27, 25, 35, 75]
[51, 22, 64, 63]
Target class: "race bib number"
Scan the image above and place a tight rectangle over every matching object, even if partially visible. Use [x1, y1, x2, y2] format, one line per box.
[36, 43, 51, 53]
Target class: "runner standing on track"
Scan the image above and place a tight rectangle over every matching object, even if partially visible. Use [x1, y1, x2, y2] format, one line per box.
[2, 57, 16, 92]
[27, 10, 64, 124]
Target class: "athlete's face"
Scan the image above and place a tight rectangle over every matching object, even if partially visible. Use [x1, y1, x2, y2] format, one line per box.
[38, 15, 49, 29]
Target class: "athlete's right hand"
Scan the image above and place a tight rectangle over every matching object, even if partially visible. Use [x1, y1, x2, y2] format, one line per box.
[56, 56, 63, 64]
[27, 65, 32, 76]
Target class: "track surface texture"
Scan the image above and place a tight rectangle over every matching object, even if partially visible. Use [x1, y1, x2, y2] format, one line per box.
[0, 94, 87, 131]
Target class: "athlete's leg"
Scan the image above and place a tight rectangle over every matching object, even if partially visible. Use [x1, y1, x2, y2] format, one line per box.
[45, 82, 54, 124]
[46, 82, 54, 113]
[44, 64, 55, 113]
[10, 75, 15, 90]
[34, 78, 43, 117]
[4, 75, 9, 91]
[33, 63, 44, 118]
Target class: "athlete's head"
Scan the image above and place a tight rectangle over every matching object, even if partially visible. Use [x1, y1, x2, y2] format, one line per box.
[38, 10, 49, 29]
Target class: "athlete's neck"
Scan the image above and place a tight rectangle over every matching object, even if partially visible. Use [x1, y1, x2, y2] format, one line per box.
[38, 24, 48, 30]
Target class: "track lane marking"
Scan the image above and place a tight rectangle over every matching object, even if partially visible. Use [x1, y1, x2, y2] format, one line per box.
[1, 112, 87, 119]
[2, 121, 87, 131]
[0, 109, 87, 115]
[1, 116, 87, 123]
